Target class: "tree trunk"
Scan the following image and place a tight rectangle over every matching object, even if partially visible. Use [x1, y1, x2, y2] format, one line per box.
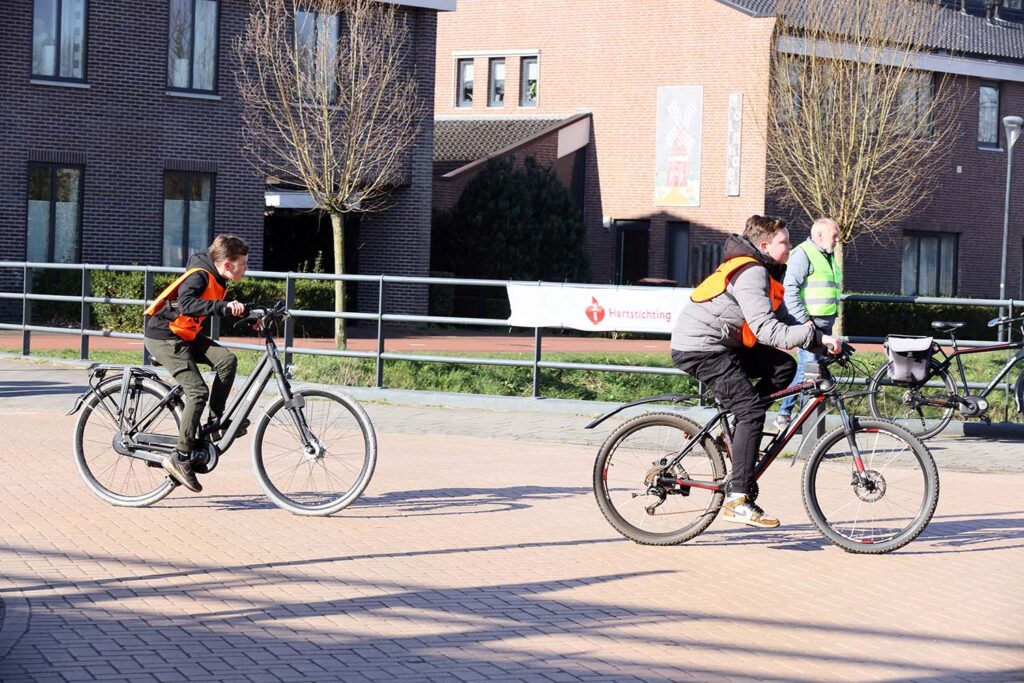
[331, 211, 347, 350]
[834, 240, 845, 338]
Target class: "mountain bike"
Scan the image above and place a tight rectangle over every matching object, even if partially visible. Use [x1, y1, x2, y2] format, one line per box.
[68, 301, 378, 516]
[590, 345, 938, 554]
[867, 316, 1024, 439]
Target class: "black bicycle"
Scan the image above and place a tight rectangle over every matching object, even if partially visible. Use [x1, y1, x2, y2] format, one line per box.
[68, 301, 378, 516]
[590, 346, 938, 554]
[867, 316, 1024, 439]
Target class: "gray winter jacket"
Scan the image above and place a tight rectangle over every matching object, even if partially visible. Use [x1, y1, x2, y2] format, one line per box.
[670, 235, 822, 354]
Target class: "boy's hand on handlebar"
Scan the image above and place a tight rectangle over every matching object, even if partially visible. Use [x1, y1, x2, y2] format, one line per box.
[822, 334, 843, 355]
[225, 300, 245, 317]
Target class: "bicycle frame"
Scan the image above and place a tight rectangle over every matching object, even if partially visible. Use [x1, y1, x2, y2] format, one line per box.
[70, 311, 317, 466]
[654, 372, 868, 494]
[929, 339, 1024, 402]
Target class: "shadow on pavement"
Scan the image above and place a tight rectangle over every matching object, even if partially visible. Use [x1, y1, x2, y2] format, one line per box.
[160, 486, 594, 516]
[0, 543, 1019, 682]
[0, 380, 86, 400]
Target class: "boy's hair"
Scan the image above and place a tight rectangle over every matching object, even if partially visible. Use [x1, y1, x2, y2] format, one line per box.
[743, 215, 787, 246]
[209, 234, 249, 263]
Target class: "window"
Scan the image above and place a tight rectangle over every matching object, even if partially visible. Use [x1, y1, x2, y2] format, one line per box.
[27, 164, 83, 263]
[898, 71, 934, 139]
[456, 58, 473, 107]
[163, 172, 214, 267]
[167, 0, 219, 92]
[295, 9, 339, 101]
[488, 58, 505, 107]
[667, 222, 689, 285]
[520, 56, 538, 107]
[1001, 0, 1022, 10]
[614, 220, 650, 285]
[902, 231, 957, 296]
[978, 82, 1000, 148]
[32, 0, 87, 80]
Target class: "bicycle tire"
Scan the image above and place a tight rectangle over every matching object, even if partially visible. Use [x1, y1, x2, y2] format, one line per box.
[867, 361, 957, 440]
[252, 388, 377, 516]
[593, 412, 725, 546]
[73, 377, 179, 507]
[802, 418, 939, 554]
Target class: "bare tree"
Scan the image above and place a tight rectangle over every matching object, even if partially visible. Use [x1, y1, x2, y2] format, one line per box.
[236, 0, 422, 348]
[766, 0, 960, 329]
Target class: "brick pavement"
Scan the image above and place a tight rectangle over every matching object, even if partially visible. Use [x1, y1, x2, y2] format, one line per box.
[0, 358, 1022, 682]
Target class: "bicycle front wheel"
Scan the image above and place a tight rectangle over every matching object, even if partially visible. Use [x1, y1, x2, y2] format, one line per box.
[594, 412, 725, 546]
[802, 418, 938, 554]
[252, 388, 377, 516]
[867, 362, 956, 440]
[73, 377, 179, 507]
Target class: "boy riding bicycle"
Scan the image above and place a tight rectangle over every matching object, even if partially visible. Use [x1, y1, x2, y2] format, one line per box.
[143, 234, 251, 493]
[671, 216, 840, 528]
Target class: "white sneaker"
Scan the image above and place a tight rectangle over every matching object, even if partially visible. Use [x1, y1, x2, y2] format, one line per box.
[722, 495, 780, 528]
[773, 414, 791, 432]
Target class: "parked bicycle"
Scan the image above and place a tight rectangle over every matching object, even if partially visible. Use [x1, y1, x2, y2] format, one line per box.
[867, 316, 1024, 439]
[590, 345, 938, 554]
[68, 301, 378, 516]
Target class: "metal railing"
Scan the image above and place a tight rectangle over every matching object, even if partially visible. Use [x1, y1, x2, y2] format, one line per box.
[1, 260, 1021, 403]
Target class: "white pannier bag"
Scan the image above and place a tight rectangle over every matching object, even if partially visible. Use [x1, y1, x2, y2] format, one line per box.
[884, 335, 934, 385]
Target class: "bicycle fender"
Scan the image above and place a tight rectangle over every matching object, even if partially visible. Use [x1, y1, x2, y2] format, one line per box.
[584, 393, 697, 430]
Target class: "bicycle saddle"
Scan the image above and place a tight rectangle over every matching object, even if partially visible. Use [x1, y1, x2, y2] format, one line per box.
[931, 321, 965, 333]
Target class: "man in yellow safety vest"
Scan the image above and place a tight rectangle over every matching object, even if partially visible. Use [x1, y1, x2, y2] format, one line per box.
[775, 218, 842, 431]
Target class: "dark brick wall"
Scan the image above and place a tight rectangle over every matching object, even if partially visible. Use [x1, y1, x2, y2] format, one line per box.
[0, 0, 264, 271]
[1, 1, 439, 318]
[356, 8, 437, 317]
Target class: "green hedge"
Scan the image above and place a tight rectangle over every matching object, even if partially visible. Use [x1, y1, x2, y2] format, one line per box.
[845, 295, 1002, 341]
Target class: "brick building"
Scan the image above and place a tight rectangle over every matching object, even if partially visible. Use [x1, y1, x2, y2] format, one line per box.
[434, 0, 1024, 298]
[0, 0, 453, 315]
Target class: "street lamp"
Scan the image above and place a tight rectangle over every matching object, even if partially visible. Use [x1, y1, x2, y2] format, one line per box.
[999, 115, 1023, 341]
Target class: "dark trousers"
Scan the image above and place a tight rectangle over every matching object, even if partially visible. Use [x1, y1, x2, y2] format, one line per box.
[144, 335, 238, 452]
[672, 345, 796, 495]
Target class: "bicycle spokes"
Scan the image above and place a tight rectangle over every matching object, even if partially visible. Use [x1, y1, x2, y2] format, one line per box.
[807, 427, 933, 547]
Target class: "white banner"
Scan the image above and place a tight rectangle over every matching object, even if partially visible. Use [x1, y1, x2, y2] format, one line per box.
[506, 284, 694, 334]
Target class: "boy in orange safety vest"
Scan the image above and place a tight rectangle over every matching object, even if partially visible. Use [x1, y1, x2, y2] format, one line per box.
[143, 234, 250, 493]
[670, 216, 841, 528]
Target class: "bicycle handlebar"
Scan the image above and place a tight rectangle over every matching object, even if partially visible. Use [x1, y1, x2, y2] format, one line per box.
[987, 314, 1024, 329]
[233, 300, 288, 330]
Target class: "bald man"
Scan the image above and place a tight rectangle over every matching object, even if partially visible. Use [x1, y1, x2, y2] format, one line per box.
[775, 218, 842, 429]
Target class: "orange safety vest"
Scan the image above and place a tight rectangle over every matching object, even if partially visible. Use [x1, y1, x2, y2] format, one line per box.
[143, 267, 227, 342]
[690, 256, 785, 348]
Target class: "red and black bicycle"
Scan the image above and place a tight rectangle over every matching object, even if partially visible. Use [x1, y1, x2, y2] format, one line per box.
[589, 345, 938, 554]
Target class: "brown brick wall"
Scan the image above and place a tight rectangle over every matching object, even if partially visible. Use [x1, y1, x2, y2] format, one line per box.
[436, 0, 776, 284]
[437, 0, 1024, 298]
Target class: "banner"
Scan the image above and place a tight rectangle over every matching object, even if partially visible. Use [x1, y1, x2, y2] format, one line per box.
[506, 284, 693, 334]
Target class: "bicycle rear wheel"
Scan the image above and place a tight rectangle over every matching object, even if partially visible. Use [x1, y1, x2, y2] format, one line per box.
[867, 362, 956, 440]
[593, 412, 725, 546]
[252, 388, 377, 516]
[802, 418, 938, 554]
[73, 377, 179, 507]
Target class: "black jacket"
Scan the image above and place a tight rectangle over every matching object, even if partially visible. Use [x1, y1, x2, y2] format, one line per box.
[144, 253, 230, 341]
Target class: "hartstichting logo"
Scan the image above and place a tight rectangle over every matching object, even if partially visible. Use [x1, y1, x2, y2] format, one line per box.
[585, 297, 605, 325]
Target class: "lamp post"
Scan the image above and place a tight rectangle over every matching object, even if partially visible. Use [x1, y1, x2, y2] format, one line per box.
[999, 115, 1023, 341]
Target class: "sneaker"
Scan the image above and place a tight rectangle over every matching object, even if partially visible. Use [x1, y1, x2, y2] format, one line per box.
[773, 414, 792, 432]
[722, 495, 780, 528]
[163, 451, 203, 493]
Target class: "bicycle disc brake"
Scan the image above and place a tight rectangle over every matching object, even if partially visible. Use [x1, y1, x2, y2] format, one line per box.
[852, 470, 886, 503]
